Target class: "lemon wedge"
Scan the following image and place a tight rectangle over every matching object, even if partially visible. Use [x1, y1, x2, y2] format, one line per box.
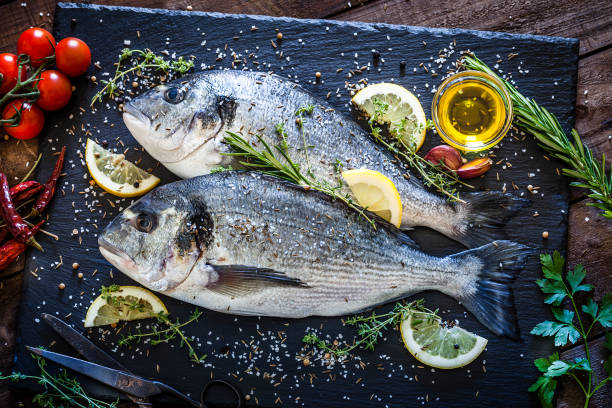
[352, 83, 427, 151]
[85, 138, 160, 197]
[341, 168, 403, 228]
[400, 311, 487, 369]
[84, 285, 168, 328]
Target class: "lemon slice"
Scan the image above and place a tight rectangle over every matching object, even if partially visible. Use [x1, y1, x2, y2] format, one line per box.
[341, 168, 402, 228]
[84, 285, 168, 327]
[85, 138, 160, 197]
[352, 83, 427, 151]
[400, 311, 487, 369]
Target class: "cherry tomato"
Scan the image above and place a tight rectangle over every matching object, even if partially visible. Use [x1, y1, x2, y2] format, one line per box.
[2, 99, 45, 140]
[0, 53, 26, 95]
[16, 28, 56, 67]
[55, 37, 91, 77]
[35, 70, 72, 111]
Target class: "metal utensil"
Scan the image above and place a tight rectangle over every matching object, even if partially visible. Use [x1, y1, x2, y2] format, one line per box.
[35, 314, 243, 407]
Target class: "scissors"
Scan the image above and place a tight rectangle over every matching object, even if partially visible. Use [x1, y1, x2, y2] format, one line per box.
[31, 313, 243, 408]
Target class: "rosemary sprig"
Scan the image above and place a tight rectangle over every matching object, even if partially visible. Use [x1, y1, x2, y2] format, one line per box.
[117, 309, 206, 364]
[302, 299, 438, 356]
[0, 354, 118, 408]
[223, 130, 376, 228]
[90, 48, 194, 106]
[462, 54, 612, 218]
[367, 99, 472, 202]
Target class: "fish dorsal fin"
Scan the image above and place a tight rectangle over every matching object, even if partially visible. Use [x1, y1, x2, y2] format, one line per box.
[206, 264, 310, 297]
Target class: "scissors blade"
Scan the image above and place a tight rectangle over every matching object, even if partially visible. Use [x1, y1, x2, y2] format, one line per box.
[26, 347, 161, 399]
[41, 313, 127, 371]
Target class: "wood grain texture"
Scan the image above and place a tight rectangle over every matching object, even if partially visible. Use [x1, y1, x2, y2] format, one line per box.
[0, 1, 609, 408]
[567, 200, 612, 302]
[335, 0, 612, 56]
[575, 48, 612, 167]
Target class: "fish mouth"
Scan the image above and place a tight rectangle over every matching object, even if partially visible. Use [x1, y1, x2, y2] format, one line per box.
[98, 237, 137, 272]
[123, 105, 152, 142]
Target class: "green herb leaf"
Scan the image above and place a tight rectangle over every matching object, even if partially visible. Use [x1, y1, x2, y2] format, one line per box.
[551, 308, 574, 324]
[566, 265, 592, 294]
[534, 352, 559, 373]
[528, 375, 557, 408]
[545, 360, 572, 377]
[531, 317, 579, 346]
[540, 252, 564, 281]
[581, 298, 598, 320]
[604, 332, 612, 352]
[596, 294, 612, 328]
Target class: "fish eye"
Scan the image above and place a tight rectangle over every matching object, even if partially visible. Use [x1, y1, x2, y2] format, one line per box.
[163, 87, 184, 104]
[134, 213, 156, 233]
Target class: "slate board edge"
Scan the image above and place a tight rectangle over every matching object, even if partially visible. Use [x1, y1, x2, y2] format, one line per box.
[57, 2, 579, 48]
[10, 4, 577, 407]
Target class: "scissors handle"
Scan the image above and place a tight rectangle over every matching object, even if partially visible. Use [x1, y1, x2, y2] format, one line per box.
[201, 379, 243, 408]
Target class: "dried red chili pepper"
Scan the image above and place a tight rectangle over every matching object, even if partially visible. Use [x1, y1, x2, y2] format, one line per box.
[0, 227, 8, 244]
[0, 173, 41, 250]
[31, 146, 65, 217]
[0, 240, 26, 270]
[0, 221, 43, 270]
[13, 184, 43, 203]
[9, 180, 39, 197]
[9, 180, 42, 203]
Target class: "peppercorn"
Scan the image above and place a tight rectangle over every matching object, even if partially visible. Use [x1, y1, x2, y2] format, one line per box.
[303, 358, 310, 366]
[276, 32, 283, 40]
[315, 72, 321, 79]
[90, 75, 97, 83]
[78, 272, 83, 279]
[132, 81, 139, 88]
[542, 231, 549, 239]
[58, 283, 66, 290]
[72, 262, 79, 270]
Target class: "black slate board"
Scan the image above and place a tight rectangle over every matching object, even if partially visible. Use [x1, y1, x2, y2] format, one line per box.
[12, 3, 578, 407]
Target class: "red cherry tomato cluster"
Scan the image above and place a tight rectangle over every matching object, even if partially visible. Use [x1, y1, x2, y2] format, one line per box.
[0, 28, 91, 140]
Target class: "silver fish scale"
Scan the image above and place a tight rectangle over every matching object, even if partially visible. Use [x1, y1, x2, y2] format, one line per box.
[200, 71, 455, 232]
[172, 172, 466, 317]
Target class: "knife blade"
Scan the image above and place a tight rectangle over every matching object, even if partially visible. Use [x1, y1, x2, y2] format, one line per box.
[26, 346, 161, 399]
[41, 313, 128, 371]
[41, 313, 155, 407]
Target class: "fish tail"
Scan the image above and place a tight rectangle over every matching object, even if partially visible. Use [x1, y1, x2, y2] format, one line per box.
[448, 240, 533, 339]
[449, 192, 529, 248]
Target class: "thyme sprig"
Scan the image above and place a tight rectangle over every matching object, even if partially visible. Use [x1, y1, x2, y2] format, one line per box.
[0, 354, 118, 408]
[303, 299, 438, 356]
[367, 99, 472, 202]
[462, 54, 612, 218]
[91, 48, 194, 106]
[528, 251, 611, 408]
[223, 130, 376, 228]
[117, 309, 206, 364]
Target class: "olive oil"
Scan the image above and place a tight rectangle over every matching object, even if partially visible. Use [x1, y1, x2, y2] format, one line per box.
[437, 80, 505, 148]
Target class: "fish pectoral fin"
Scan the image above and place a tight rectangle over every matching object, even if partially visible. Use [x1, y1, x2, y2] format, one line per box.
[206, 264, 310, 297]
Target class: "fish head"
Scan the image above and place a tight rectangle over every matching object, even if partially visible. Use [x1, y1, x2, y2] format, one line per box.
[98, 187, 212, 292]
[123, 74, 236, 168]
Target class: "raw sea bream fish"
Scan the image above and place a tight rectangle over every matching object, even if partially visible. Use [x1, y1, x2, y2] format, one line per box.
[99, 171, 532, 338]
[122, 70, 526, 248]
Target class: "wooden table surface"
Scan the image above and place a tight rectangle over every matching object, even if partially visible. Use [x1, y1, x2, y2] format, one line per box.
[0, 1, 610, 407]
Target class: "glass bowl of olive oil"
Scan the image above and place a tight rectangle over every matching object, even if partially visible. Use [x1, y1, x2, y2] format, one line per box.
[432, 70, 513, 152]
